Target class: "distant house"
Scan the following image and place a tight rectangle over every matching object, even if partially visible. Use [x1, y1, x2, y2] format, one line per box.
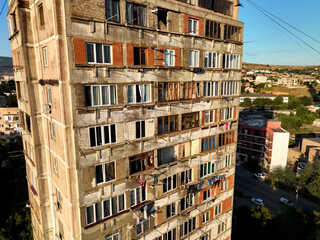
[277, 77, 299, 86]
[255, 76, 269, 84]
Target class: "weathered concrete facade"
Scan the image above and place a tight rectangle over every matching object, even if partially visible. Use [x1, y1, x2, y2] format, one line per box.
[8, 0, 243, 239]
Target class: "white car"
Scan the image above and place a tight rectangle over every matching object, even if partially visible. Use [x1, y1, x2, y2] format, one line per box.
[251, 198, 264, 206]
[253, 172, 266, 180]
[279, 197, 294, 207]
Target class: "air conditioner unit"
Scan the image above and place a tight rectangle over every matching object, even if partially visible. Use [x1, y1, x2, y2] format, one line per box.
[42, 104, 52, 114]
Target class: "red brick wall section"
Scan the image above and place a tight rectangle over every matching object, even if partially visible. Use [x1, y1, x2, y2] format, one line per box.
[175, 48, 181, 66]
[222, 196, 233, 213]
[228, 175, 234, 189]
[198, 18, 204, 36]
[147, 48, 154, 67]
[157, 207, 163, 225]
[113, 42, 123, 65]
[73, 38, 86, 64]
[225, 237, 230, 240]
[127, 44, 134, 65]
[233, 107, 237, 119]
[183, 15, 189, 34]
[157, 49, 164, 66]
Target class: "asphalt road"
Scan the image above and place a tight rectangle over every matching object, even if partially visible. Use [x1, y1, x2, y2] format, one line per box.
[234, 166, 320, 214]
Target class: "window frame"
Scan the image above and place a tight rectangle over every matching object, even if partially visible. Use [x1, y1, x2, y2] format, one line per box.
[201, 135, 216, 152]
[135, 120, 146, 139]
[183, 82, 200, 100]
[129, 151, 154, 175]
[180, 194, 193, 211]
[43, 47, 48, 67]
[188, 18, 199, 35]
[130, 186, 146, 207]
[203, 189, 211, 201]
[164, 49, 175, 66]
[127, 84, 151, 104]
[202, 211, 210, 223]
[105, 0, 120, 22]
[53, 158, 59, 175]
[221, 180, 228, 192]
[162, 174, 177, 193]
[86, 43, 113, 65]
[50, 122, 55, 139]
[221, 107, 234, 121]
[181, 112, 199, 130]
[157, 115, 178, 134]
[214, 203, 222, 216]
[200, 161, 215, 178]
[126, 2, 147, 26]
[189, 50, 199, 67]
[204, 51, 220, 68]
[38, 3, 45, 26]
[95, 162, 116, 185]
[180, 169, 192, 186]
[158, 83, 179, 102]
[204, 110, 216, 124]
[89, 124, 116, 148]
[203, 81, 219, 97]
[166, 202, 176, 219]
[84, 85, 117, 107]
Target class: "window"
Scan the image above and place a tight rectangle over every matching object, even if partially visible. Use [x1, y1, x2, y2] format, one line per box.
[29, 144, 33, 160]
[225, 154, 231, 167]
[217, 221, 225, 235]
[204, 52, 219, 68]
[133, 47, 147, 65]
[95, 162, 115, 185]
[203, 110, 216, 124]
[47, 87, 52, 105]
[17, 52, 21, 67]
[26, 113, 31, 133]
[57, 189, 62, 209]
[130, 186, 146, 207]
[31, 171, 37, 190]
[86, 43, 112, 64]
[158, 83, 179, 102]
[129, 151, 154, 175]
[221, 81, 239, 96]
[157, 115, 178, 134]
[136, 121, 145, 139]
[205, 20, 221, 38]
[214, 203, 222, 216]
[221, 107, 234, 121]
[201, 233, 209, 240]
[106, 0, 120, 22]
[85, 85, 116, 107]
[38, 4, 45, 26]
[219, 131, 235, 146]
[53, 158, 59, 175]
[200, 161, 215, 178]
[166, 202, 176, 218]
[183, 82, 200, 99]
[164, 50, 175, 66]
[221, 180, 228, 192]
[178, 0, 195, 4]
[203, 81, 219, 97]
[136, 218, 150, 236]
[180, 194, 193, 211]
[203, 189, 211, 201]
[180, 217, 196, 236]
[51, 122, 55, 139]
[127, 84, 151, 104]
[180, 169, 192, 186]
[126, 2, 147, 26]
[89, 124, 116, 147]
[162, 174, 177, 193]
[181, 112, 199, 130]
[213, 0, 233, 16]
[7, 12, 17, 37]
[189, 50, 199, 67]
[158, 146, 176, 166]
[201, 136, 216, 152]
[158, 9, 168, 30]
[188, 18, 198, 35]
[156, 228, 176, 240]
[22, 82, 26, 100]
[43, 47, 48, 67]
[199, 0, 213, 10]
[224, 25, 241, 41]
[86, 194, 125, 225]
[223, 54, 240, 69]
[202, 211, 210, 223]
[105, 230, 121, 240]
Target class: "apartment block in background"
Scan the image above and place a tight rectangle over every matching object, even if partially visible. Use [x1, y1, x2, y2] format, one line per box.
[0, 107, 21, 139]
[237, 114, 289, 171]
[8, 0, 243, 239]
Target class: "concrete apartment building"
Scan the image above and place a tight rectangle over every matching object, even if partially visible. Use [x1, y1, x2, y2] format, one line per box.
[237, 115, 289, 171]
[7, 0, 243, 239]
[0, 107, 20, 135]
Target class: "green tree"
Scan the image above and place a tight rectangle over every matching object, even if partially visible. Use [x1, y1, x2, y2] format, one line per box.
[5, 94, 17, 107]
[251, 206, 272, 227]
[243, 155, 261, 173]
[299, 96, 313, 106]
[272, 95, 284, 106]
[241, 98, 252, 107]
[288, 97, 301, 110]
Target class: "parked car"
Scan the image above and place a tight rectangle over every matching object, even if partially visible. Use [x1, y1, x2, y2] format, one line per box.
[251, 198, 264, 206]
[236, 161, 242, 166]
[253, 172, 266, 180]
[279, 197, 294, 206]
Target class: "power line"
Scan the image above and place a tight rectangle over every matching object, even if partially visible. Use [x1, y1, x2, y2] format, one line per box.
[247, 0, 320, 45]
[245, 0, 320, 60]
[0, 0, 7, 16]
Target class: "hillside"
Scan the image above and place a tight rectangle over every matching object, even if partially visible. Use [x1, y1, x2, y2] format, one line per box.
[243, 62, 320, 70]
[0, 56, 13, 75]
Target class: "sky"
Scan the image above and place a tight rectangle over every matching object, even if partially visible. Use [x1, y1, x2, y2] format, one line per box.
[0, 0, 320, 66]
